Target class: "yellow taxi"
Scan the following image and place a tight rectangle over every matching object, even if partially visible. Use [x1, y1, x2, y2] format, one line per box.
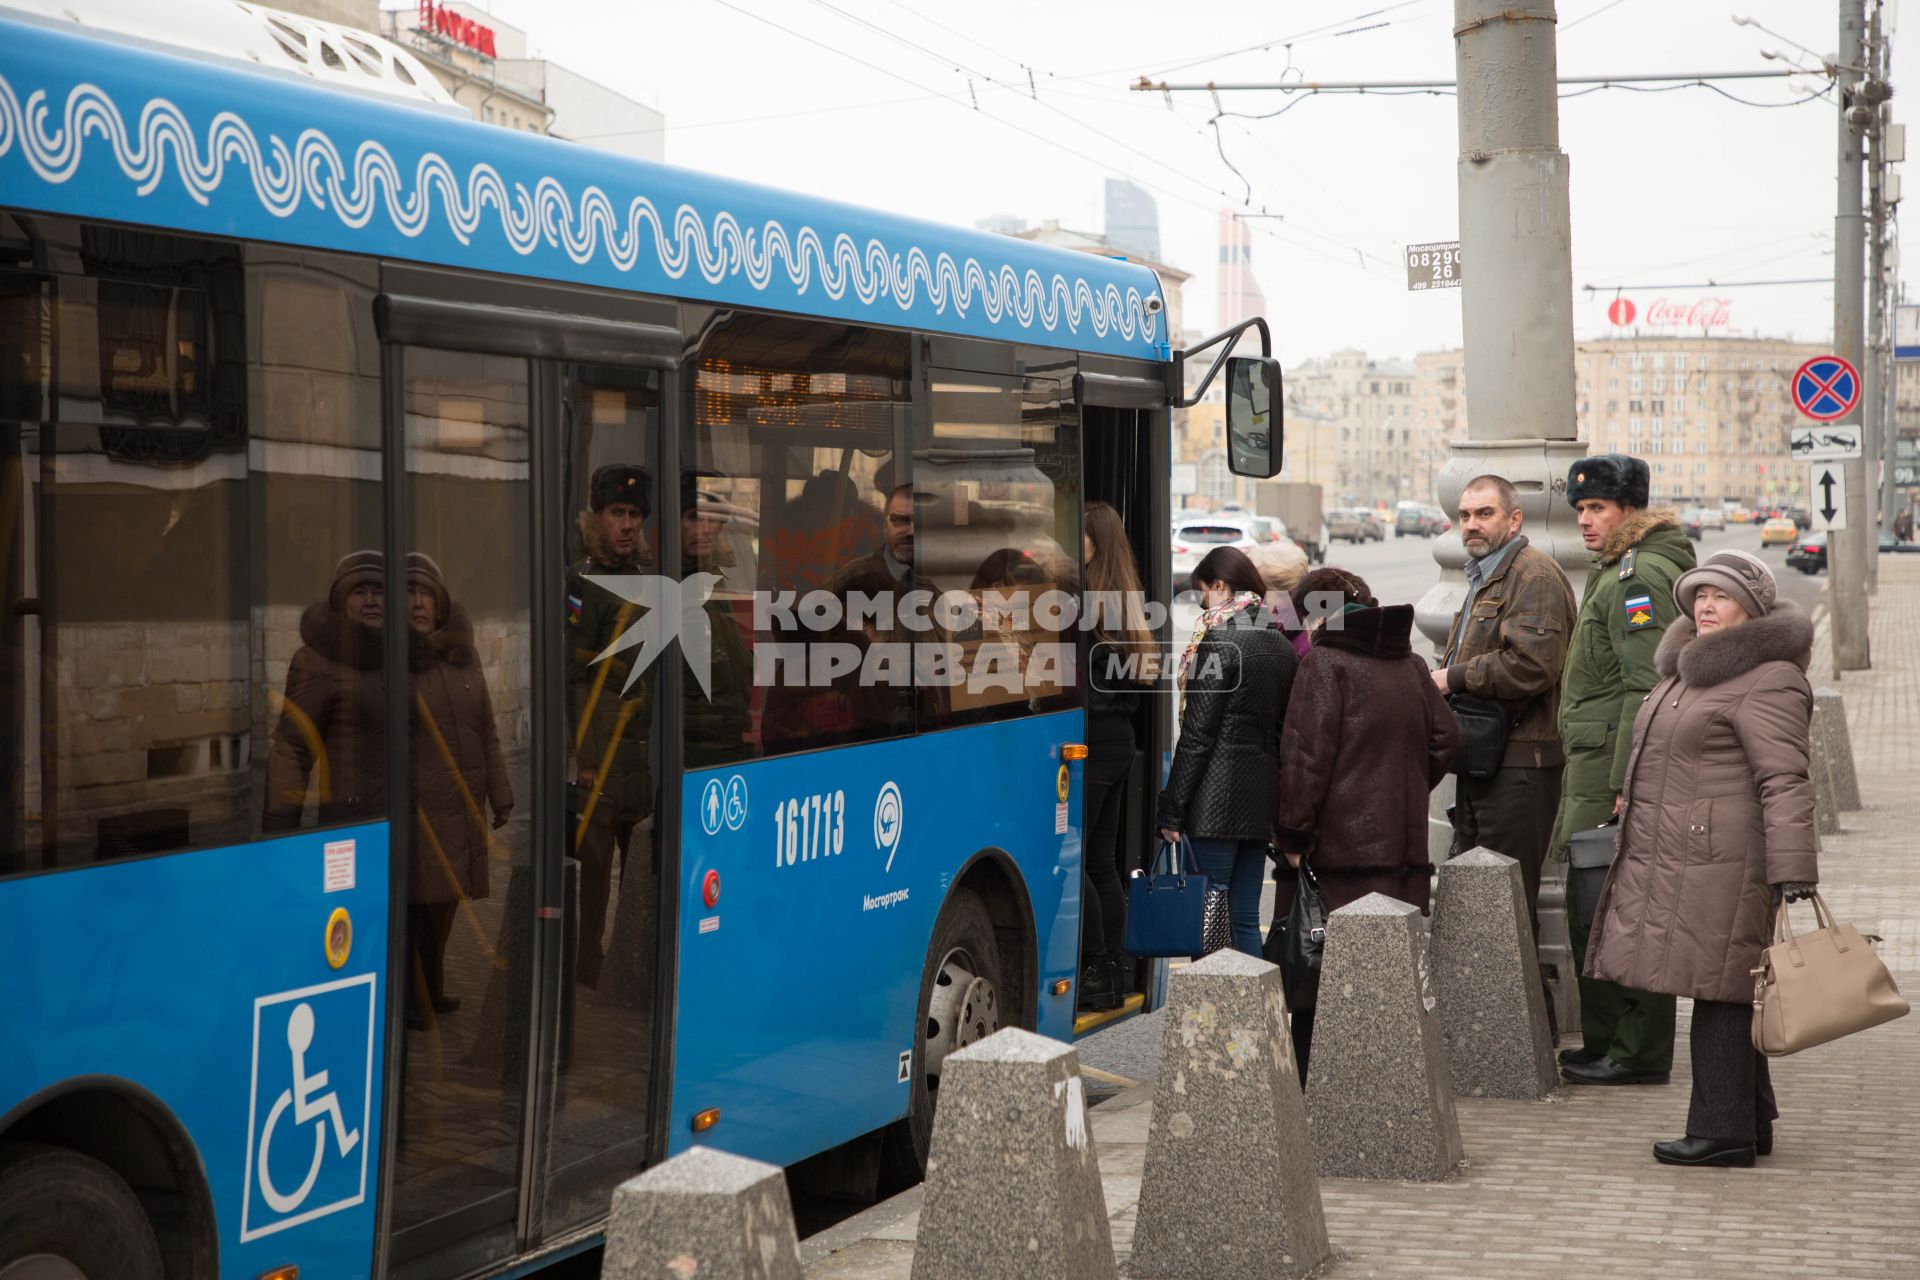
[1760, 516, 1799, 546]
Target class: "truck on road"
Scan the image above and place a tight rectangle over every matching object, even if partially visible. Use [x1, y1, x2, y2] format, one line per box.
[1257, 481, 1327, 565]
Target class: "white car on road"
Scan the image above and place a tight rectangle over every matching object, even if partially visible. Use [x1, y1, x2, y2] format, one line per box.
[1171, 514, 1288, 583]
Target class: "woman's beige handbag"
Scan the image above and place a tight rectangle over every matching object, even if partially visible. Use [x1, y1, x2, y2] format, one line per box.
[1752, 893, 1910, 1056]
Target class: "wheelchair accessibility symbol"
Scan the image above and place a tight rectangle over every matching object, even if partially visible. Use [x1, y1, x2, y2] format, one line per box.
[240, 973, 377, 1242]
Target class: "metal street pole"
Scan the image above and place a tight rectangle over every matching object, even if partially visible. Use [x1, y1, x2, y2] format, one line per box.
[1415, 0, 1585, 655]
[1831, 0, 1872, 671]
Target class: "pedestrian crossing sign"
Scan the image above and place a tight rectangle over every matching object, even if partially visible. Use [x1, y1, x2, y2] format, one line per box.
[1624, 594, 1654, 629]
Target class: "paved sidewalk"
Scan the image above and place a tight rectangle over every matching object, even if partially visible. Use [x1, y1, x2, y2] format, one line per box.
[804, 560, 1920, 1279]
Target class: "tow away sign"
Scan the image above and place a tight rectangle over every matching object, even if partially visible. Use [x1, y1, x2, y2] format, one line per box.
[1790, 425, 1863, 462]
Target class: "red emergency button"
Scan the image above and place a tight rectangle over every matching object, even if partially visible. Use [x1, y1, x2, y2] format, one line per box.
[702, 869, 722, 909]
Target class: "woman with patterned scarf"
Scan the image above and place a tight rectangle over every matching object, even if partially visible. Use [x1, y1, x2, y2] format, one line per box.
[1155, 545, 1299, 956]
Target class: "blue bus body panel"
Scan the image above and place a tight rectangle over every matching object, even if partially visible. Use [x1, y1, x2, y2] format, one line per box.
[0, 17, 1168, 361]
[0, 825, 390, 1278]
[669, 712, 1083, 1164]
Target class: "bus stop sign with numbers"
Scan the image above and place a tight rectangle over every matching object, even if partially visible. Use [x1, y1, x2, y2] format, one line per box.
[1406, 242, 1462, 291]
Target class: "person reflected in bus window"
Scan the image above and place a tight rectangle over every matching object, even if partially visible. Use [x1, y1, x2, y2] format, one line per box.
[408, 551, 512, 1030]
[1156, 545, 1293, 959]
[683, 470, 752, 766]
[832, 483, 919, 591]
[567, 464, 654, 989]
[263, 549, 388, 832]
[764, 469, 878, 595]
[1077, 502, 1154, 1012]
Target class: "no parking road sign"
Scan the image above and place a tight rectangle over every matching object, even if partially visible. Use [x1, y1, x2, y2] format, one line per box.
[1792, 355, 1861, 422]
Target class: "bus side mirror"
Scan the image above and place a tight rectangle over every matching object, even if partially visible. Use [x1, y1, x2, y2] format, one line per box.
[1225, 355, 1282, 478]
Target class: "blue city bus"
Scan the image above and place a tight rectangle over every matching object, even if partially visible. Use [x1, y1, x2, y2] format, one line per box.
[0, 8, 1277, 1279]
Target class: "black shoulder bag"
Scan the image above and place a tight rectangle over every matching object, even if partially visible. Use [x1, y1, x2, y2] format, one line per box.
[1447, 693, 1517, 780]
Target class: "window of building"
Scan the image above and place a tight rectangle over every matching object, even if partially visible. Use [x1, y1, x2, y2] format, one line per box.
[1674, 354, 1688, 370]
[1652, 418, 1664, 434]
[1609, 356, 1619, 369]
[1630, 376, 1643, 392]
[1629, 417, 1642, 434]
[1631, 354, 1644, 370]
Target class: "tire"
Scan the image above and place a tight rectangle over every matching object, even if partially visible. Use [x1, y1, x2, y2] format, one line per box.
[879, 889, 1005, 1190]
[0, 1150, 163, 1280]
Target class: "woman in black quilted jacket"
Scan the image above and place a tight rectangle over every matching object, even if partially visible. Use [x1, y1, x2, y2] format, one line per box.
[1156, 545, 1298, 956]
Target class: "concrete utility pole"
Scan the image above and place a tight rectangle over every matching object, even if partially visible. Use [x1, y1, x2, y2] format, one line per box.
[1422, 0, 1587, 1038]
[1415, 0, 1586, 654]
[1831, 0, 1872, 671]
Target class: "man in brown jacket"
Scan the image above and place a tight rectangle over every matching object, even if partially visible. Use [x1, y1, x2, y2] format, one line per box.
[1434, 475, 1577, 929]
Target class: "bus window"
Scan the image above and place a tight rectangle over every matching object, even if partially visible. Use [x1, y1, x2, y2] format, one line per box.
[0, 220, 391, 875]
[917, 372, 1082, 728]
[252, 245, 387, 839]
[684, 315, 912, 763]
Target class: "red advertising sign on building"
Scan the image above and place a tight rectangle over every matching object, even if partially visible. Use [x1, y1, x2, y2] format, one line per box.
[1605, 296, 1732, 330]
[419, 0, 496, 58]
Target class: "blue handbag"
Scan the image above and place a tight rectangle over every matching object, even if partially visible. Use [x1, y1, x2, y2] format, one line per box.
[1124, 836, 1230, 959]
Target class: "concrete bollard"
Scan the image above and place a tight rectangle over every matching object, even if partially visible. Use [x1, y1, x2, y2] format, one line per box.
[1431, 849, 1559, 1100]
[603, 1146, 803, 1280]
[1130, 950, 1330, 1280]
[1304, 894, 1464, 1182]
[1809, 738, 1842, 837]
[1811, 688, 1862, 812]
[911, 1028, 1115, 1280]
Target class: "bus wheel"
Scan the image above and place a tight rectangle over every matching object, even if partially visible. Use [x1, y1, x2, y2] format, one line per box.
[0, 1150, 163, 1280]
[880, 889, 1002, 1189]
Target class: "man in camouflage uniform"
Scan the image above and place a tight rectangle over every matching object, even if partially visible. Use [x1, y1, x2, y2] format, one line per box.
[1551, 453, 1697, 1086]
[568, 464, 653, 988]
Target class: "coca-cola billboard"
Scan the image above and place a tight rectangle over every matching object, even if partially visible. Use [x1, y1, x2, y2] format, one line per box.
[1606, 296, 1733, 329]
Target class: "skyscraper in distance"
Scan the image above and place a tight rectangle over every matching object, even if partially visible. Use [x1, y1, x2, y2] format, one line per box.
[1217, 210, 1266, 331]
[1103, 179, 1161, 261]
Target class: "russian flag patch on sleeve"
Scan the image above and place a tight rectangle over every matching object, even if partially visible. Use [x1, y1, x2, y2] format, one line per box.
[1624, 594, 1654, 629]
[568, 593, 583, 625]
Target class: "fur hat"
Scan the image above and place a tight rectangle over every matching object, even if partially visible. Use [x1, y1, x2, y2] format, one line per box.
[1675, 549, 1777, 619]
[589, 464, 651, 514]
[1566, 454, 1650, 509]
[328, 549, 383, 612]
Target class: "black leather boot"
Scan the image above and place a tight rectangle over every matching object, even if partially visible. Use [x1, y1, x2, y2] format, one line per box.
[1077, 962, 1116, 1012]
[1652, 1136, 1756, 1168]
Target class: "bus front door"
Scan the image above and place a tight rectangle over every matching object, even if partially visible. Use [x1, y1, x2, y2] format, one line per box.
[385, 329, 669, 1277]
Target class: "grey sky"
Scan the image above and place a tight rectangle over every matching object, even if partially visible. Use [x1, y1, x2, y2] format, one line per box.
[467, 0, 1911, 367]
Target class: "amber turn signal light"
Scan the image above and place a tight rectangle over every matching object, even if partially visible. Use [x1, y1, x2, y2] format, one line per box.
[691, 1107, 721, 1132]
[1061, 743, 1089, 761]
[257, 1267, 299, 1280]
[1051, 978, 1072, 997]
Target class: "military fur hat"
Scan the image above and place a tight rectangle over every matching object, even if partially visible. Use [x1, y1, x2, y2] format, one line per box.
[589, 464, 651, 514]
[1565, 453, 1650, 509]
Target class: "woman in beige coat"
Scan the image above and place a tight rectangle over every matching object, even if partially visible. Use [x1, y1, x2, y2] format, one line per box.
[1586, 549, 1817, 1167]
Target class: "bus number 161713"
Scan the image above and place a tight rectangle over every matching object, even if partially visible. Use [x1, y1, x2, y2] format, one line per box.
[775, 790, 846, 866]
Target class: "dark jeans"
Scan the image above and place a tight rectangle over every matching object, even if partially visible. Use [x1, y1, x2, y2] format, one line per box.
[1450, 764, 1561, 935]
[1187, 836, 1268, 958]
[1688, 998, 1778, 1143]
[1080, 744, 1131, 964]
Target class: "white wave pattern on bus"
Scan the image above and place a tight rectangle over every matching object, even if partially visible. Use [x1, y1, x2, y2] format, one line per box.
[0, 77, 1162, 345]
